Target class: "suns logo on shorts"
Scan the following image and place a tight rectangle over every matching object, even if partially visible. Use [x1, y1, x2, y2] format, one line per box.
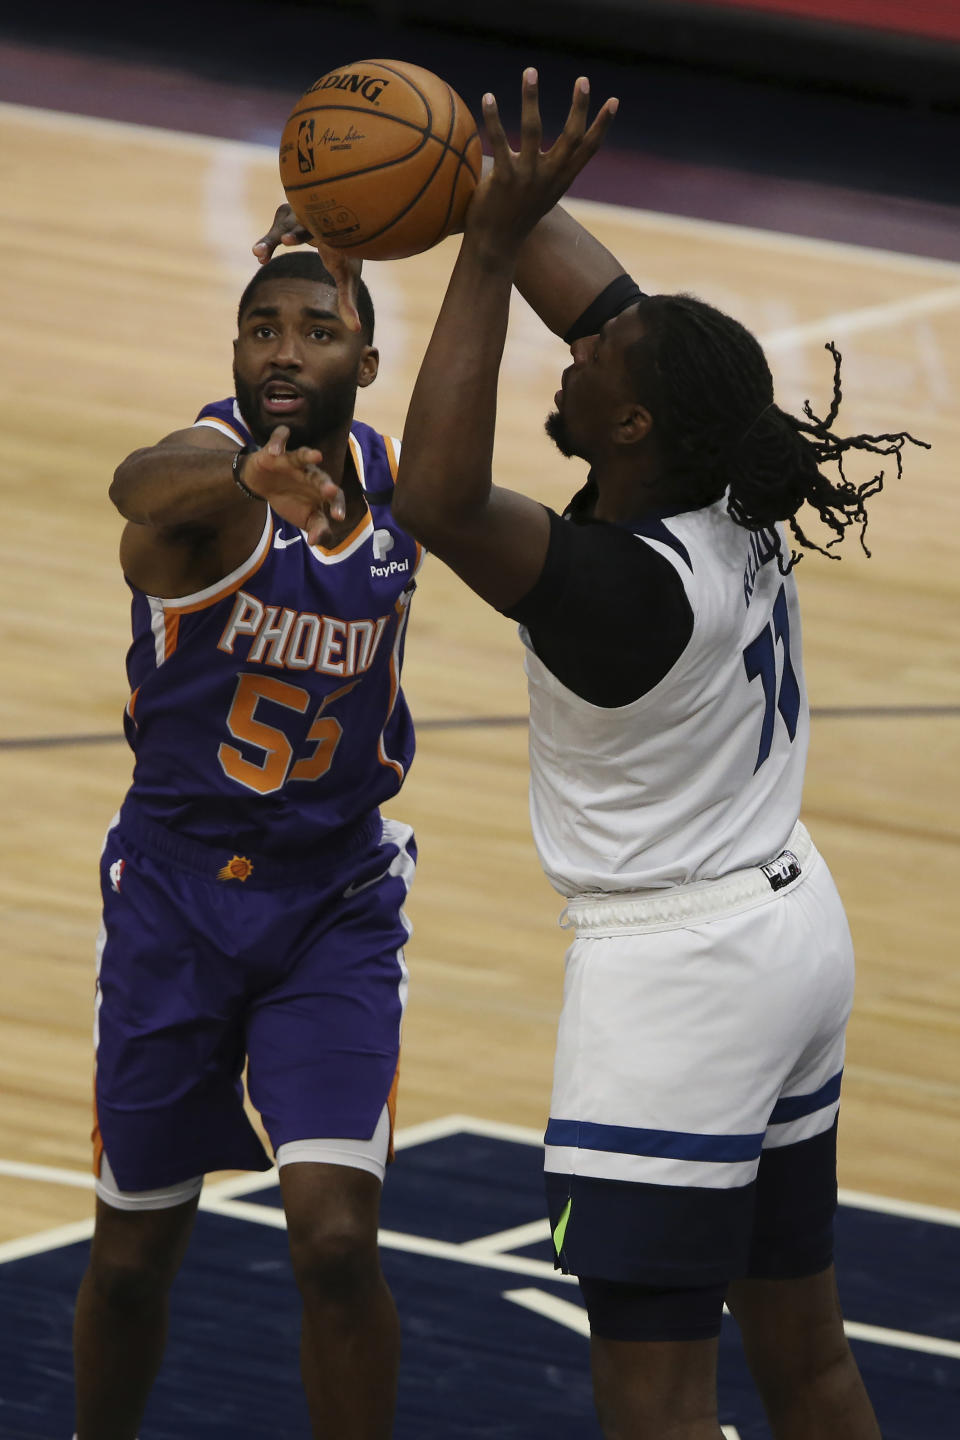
[218, 855, 254, 883]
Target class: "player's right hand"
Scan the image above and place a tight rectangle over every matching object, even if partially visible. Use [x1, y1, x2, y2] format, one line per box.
[242, 426, 346, 547]
[467, 70, 618, 253]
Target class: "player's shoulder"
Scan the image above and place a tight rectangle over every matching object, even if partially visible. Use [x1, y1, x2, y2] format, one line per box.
[192, 397, 254, 449]
[349, 420, 402, 503]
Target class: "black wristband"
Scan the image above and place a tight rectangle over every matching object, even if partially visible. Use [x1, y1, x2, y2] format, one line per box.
[563, 275, 646, 346]
[231, 446, 259, 500]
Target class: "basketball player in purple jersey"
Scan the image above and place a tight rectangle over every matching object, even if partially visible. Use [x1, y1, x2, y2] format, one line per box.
[75, 254, 421, 1439]
[387, 71, 925, 1440]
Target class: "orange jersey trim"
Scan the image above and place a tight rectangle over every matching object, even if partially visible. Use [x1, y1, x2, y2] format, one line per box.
[312, 512, 373, 559]
[162, 527, 272, 617]
[164, 612, 181, 658]
[377, 593, 409, 782]
[383, 434, 400, 482]
[194, 416, 248, 447]
[386, 1063, 400, 1165]
[92, 1074, 104, 1179]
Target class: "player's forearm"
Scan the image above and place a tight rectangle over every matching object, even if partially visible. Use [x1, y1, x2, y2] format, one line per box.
[515, 204, 626, 338]
[394, 238, 513, 538]
[110, 447, 252, 527]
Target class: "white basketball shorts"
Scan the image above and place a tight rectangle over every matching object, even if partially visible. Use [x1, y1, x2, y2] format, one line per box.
[544, 823, 854, 1287]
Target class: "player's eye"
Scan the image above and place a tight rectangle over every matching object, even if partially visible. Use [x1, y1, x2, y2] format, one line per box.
[253, 325, 276, 340]
[309, 327, 333, 342]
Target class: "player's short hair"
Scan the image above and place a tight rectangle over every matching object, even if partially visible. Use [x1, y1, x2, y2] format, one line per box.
[624, 294, 927, 569]
[237, 252, 375, 344]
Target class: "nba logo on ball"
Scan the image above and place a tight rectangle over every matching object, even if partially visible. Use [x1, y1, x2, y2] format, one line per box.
[296, 119, 315, 174]
[279, 58, 482, 261]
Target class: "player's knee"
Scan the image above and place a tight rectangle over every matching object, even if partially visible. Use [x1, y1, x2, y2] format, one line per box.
[287, 1218, 380, 1305]
[762, 1328, 855, 1413]
[86, 1250, 174, 1313]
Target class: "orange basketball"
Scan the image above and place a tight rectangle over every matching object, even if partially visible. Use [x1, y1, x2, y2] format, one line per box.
[279, 59, 482, 261]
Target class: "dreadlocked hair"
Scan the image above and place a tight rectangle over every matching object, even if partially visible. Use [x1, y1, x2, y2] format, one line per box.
[624, 294, 929, 570]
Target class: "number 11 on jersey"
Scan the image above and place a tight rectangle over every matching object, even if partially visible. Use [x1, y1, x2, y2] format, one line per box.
[742, 583, 801, 772]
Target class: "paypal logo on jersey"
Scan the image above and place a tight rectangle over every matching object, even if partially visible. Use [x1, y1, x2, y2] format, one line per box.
[371, 527, 410, 579]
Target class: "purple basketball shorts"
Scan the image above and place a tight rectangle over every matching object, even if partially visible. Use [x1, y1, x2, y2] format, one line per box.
[93, 803, 415, 1192]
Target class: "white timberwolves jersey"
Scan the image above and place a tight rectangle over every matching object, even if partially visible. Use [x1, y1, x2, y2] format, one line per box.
[521, 500, 810, 896]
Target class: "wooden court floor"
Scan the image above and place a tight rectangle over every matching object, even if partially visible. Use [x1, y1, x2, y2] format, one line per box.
[0, 100, 958, 1250]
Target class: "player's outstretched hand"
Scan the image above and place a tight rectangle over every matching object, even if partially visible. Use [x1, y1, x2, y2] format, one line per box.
[243, 426, 347, 546]
[253, 204, 364, 334]
[467, 70, 617, 252]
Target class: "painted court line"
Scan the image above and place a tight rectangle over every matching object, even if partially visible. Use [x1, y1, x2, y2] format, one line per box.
[200, 1193, 578, 1286]
[2, 704, 956, 754]
[460, 1218, 553, 1255]
[763, 283, 960, 354]
[2, 1120, 959, 1364]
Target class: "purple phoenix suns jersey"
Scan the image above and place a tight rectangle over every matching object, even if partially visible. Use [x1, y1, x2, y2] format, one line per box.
[121, 399, 423, 858]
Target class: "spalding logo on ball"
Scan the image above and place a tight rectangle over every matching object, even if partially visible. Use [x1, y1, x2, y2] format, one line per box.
[279, 59, 482, 261]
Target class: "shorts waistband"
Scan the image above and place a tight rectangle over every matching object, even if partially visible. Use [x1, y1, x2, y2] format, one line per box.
[116, 797, 381, 888]
[561, 822, 815, 936]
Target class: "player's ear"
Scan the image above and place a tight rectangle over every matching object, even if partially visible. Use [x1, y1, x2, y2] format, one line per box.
[615, 404, 652, 447]
[357, 346, 379, 388]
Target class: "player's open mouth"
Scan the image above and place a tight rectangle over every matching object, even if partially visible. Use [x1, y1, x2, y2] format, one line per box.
[262, 382, 305, 415]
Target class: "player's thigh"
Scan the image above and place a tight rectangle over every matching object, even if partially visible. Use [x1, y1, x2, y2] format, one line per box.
[590, 1332, 721, 1433]
[96, 832, 267, 1190]
[727, 1264, 850, 1381]
[750, 858, 855, 1277]
[246, 820, 416, 1154]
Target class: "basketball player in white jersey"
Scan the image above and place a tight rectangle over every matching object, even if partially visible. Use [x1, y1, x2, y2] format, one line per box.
[386, 71, 927, 1439]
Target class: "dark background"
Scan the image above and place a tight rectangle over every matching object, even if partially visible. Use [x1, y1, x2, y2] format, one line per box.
[2, 0, 958, 211]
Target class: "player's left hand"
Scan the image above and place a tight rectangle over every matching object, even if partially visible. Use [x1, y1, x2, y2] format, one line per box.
[253, 203, 311, 261]
[253, 204, 364, 334]
[467, 70, 617, 251]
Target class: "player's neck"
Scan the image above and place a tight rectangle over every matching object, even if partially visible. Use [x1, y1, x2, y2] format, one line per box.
[591, 456, 666, 524]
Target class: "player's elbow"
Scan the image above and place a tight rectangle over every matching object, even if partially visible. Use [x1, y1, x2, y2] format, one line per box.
[109, 454, 149, 521]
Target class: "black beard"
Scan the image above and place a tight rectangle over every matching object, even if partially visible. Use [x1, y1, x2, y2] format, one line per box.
[544, 408, 580, 460]
[233, 366, 358, 451]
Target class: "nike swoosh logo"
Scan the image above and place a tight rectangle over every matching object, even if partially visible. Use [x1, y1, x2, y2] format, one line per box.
[274, 529, 303, 550]
[342, 865, 393, 898]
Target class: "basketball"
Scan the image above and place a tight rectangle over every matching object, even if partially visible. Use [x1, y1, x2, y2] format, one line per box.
[279, 59, 483, 262]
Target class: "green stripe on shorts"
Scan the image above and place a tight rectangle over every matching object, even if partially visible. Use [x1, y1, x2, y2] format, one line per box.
[553, 1197, 572, 1256]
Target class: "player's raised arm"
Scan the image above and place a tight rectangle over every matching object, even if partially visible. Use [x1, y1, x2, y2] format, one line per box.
[392, 71, 617, 611]
[515, 201, 633, 340]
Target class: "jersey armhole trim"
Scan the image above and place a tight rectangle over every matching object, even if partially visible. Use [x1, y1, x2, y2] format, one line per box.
[193, 416, 248, 446]
[147, 510, 273, 614]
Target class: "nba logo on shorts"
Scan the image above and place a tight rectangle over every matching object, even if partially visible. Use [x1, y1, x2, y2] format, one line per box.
[109, 858, 125, 893]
